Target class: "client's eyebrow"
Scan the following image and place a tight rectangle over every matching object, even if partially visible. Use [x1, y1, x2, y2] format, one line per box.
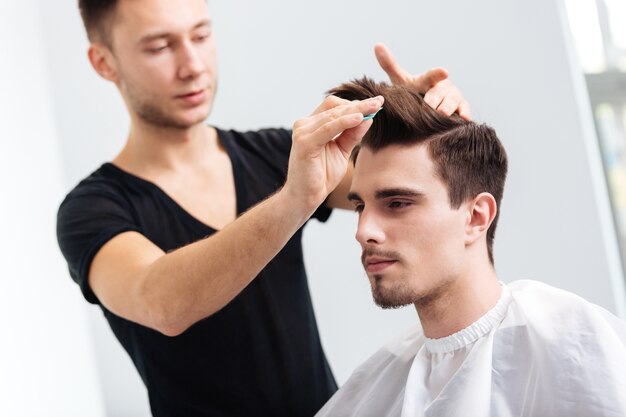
[347, 191, 362, 202]
[374, 188, 425, 199]
[347, 187, 425, 202]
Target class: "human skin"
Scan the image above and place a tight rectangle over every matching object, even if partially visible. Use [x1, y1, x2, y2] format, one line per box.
[84, 0, 470, 336]
[349, 145, 502, 338]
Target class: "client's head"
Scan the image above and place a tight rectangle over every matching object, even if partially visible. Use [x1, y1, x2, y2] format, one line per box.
[329, 77, 508, 309]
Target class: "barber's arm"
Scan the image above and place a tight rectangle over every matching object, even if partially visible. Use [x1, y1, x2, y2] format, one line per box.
[327, 43, 471, 210]
[89, 96, 383, 337]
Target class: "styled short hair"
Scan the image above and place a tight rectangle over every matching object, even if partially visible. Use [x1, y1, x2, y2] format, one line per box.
[78, 0, 118, 45]
[329, 77, 508, 265]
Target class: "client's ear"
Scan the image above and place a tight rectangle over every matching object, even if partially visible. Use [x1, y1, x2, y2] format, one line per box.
[464, 192, 497, 245]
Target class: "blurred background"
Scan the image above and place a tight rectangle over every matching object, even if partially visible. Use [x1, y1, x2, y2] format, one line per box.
[1, 0, 625, 415]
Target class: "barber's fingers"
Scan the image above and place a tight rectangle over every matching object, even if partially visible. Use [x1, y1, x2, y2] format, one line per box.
[334, 120, 373, 158]
[309, 95, 351, 116]
[423, 79, 449, 110]
[432, 83, 461, 115]
[375, 43, 412, 85]
[412, 67, 449, 93]
[304, 113, 369, 149]
[457, 99, 472, 121]
[376, 43, 450, 93]
[295, 96, 383, 135]
[422, 77, 472, 120]
[422, 79, 458, 115]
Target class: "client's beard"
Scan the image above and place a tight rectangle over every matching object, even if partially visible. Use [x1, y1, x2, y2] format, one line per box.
[361, 247, 415, 309]
[370, 275, 418, 309]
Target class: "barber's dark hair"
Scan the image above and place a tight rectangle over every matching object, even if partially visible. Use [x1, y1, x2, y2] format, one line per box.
[78, 0, 118, 45]
[328, 77, 508, 265]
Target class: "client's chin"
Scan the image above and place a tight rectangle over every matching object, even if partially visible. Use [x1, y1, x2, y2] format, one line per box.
[371, 276, 416, 309]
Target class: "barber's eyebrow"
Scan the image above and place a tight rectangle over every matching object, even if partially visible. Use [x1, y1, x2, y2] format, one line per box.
[347, 187, 425, 202]
[139, 19, 212, 44]
[192, 19, 212, 31]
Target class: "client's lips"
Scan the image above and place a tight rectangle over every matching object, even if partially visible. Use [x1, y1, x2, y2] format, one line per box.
[364, 256, 397, 273]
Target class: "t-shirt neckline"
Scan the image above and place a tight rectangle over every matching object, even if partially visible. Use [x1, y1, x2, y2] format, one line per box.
[101, 127, 244, 232]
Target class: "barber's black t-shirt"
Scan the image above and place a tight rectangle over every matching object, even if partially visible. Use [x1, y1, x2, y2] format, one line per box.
[56, 128, 337, 417]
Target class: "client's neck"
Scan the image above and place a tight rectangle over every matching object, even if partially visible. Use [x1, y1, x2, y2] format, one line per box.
[415, 260, 502, 339]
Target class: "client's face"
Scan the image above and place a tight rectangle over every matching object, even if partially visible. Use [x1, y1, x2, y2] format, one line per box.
[349, 144, 468, 309]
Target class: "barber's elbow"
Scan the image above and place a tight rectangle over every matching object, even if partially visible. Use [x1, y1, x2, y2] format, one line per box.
[139, 288, 192, 337]
[137, 269, 221, 337]
[136, 272, 192, 337]
[148, 304, 192, 337]
[150, 299, 222, 336]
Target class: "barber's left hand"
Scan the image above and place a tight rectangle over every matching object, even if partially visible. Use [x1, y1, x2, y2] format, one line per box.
[374, 43, 471, 121]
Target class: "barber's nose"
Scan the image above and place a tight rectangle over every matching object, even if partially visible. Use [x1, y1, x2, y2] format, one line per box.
[355, 210, 385, 247]
[177, 40, 204, 80]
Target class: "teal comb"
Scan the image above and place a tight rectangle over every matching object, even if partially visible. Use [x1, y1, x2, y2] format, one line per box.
[363, 107, 383, 121]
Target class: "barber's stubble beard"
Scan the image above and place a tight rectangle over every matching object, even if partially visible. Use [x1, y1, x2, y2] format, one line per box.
[123, 76, 218, 130]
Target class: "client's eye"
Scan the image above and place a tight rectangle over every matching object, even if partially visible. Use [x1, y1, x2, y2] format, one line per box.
[388, 201, 410, 209]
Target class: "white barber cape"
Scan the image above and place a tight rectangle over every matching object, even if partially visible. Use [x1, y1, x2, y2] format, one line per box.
[316, 280, 626, 417]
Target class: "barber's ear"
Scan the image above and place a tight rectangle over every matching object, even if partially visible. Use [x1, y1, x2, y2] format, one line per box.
[465, 192, 497, 245]
[88, 43, 119, 83]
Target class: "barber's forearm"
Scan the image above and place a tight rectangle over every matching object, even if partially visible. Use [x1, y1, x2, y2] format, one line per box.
[136, 96, 381, 336]
[139, 188, 316, 336]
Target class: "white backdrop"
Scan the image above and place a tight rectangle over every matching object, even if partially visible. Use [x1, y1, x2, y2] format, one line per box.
[29, 0, 626, 415]
[0, 0, 105, 416]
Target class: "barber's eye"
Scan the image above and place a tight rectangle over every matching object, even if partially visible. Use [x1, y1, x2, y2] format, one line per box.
[195, 33, 211, 42]
[353, 204, 364, 213]
[148, 45, 168, 53]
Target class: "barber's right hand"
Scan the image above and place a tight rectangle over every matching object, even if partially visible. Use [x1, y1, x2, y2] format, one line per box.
[283, 95, 384, 213]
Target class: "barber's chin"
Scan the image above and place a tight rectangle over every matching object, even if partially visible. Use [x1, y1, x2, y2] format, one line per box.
[177, 107, 212, 127]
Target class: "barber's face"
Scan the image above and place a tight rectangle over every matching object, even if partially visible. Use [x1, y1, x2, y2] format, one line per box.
[109, 0, 217, 129]
[349, 144, 468, 309]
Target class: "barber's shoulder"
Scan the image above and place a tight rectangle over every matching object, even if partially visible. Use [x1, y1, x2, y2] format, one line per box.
[56, 164, 146, 305]
[58, 164, 133, 220]
[61, 163, 126, 198]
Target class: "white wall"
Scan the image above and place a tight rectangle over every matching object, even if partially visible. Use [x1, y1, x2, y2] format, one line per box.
[35, 3, 151, 416]
[0, 1, 105, 416]
[35, 0, 625, 415]
[214, 0, 626, 382]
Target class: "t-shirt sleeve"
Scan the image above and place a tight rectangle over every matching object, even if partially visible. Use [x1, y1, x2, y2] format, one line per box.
[56, 186, 141, 304]
[240, 127, 332, 223]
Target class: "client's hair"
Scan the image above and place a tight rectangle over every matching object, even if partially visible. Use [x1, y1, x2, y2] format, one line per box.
[328, 77, 508, 264]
